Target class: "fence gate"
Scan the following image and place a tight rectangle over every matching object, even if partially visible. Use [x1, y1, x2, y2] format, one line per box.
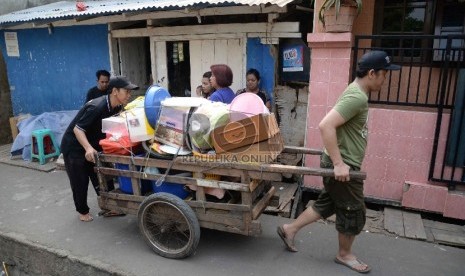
[353, 35, 465, 190]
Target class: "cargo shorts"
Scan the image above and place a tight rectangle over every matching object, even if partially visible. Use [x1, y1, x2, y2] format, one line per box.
[311, 153, 366, 235]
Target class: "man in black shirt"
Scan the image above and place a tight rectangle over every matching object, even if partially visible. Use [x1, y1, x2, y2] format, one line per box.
[85, 70, 111, 103]
[62, 76, 139, 222]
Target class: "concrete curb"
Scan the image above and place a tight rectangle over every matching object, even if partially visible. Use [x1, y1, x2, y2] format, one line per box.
[0, 230, 134, 276]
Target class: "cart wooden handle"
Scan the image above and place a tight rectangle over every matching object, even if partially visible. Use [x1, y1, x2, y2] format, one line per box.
[282, 146, 323, 155]
[259, 164, 366, 180]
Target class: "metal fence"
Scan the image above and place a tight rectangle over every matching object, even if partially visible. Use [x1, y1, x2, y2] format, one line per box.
[353, 34, 465, 189]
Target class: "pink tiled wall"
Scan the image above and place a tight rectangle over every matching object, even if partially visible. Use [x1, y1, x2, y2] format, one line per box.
[304, 33, 465, 220]
[444, 192, 465, 219]
[304, 33, 353, 189]
[304, 8, 465, 219]
[362, 109, 438, 201]
[304, 33, 465, 219]
[305, 107, 445, 200]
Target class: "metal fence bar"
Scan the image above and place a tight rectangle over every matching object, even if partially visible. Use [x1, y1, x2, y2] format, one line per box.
[353, 34, 465, 108]
[354, 34, 465, 189]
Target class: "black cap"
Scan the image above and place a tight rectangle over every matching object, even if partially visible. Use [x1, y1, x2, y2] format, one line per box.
[108, 76, 139, 90]
[357, 51, 401, 71]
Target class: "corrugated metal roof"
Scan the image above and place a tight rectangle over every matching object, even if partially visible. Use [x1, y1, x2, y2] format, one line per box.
[0, 0, 295, 26]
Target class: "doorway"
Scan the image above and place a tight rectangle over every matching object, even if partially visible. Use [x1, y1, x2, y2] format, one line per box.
[166, 41, 191, 97]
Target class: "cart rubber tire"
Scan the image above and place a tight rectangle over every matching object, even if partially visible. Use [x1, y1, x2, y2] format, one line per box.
[138, 192, 200, 259]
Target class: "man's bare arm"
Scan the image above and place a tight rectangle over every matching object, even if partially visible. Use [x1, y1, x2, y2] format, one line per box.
[318, 109, 351, 182]
[73, 126, 97, 163]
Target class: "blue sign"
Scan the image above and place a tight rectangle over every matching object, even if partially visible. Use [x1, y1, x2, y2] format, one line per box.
[283, 45, 304, 72]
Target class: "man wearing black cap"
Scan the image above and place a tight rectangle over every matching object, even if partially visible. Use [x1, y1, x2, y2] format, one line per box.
[277, 51, 400, 273]
[61, 76, 139, 222]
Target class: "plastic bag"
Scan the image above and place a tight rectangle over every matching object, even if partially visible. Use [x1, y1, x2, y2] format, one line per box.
[99, 134, 142, 155]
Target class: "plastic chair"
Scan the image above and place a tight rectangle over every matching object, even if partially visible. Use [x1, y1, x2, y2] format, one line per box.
[31, 129, 60, 165]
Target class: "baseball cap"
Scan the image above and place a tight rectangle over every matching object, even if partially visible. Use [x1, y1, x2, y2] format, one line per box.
[108, 76, 139, 90]
[357, 50, 401, 71]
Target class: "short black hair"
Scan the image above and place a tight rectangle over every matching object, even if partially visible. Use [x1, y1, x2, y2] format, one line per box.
[202, 71, 212, 78]
[355, 68, 384, 78]
[246, 68, 260, 81]
[96, 70, 110, 80]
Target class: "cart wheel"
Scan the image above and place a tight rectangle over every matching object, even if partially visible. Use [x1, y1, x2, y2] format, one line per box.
[138, 192, 200, 259]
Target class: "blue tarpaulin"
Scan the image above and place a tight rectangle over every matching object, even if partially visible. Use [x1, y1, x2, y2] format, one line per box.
[11, 110, 79, 161]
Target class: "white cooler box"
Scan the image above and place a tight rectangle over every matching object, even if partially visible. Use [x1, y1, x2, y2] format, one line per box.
[102, 107, 154, 142]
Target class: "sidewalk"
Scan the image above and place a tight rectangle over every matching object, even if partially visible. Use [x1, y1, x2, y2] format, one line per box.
[1, 162, 464, 276]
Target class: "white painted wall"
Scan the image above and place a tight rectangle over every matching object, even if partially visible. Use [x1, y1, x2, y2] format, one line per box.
[189, 38, 245, 95]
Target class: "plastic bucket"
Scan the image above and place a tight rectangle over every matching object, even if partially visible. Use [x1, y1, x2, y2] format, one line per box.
[145, 167, 189, 199]
[152, 181, 189, 199]
[144, 85, 171, 128]
[115, 163, 152, 195]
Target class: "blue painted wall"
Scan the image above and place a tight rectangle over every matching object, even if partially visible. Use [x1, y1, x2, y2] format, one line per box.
[0, 24, 110, 115]
[246, 37, 275, 104]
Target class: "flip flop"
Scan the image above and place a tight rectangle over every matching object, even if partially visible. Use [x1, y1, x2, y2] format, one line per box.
[277, 226, 298, 252]
[99, 210, 126, 217]
[334, 257, 371, 274]
[79, 213, 93, 222]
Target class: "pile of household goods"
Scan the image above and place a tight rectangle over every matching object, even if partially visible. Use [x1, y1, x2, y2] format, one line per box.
[100, 85, 283, 199]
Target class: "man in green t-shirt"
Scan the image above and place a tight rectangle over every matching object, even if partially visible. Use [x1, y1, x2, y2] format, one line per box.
[277, 51, 400, 274]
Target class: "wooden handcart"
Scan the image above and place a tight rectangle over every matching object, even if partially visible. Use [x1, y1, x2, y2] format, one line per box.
[95, 146, 365, 259]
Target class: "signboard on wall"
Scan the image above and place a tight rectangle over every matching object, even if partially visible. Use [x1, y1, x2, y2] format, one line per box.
[4, 32, 20, 57]
[279, 38, 309, 83]
[282, 45, 304, 72]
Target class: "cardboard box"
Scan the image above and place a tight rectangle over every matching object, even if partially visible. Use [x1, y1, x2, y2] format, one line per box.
[9, 117, 19, 140]
[9, 114, 31, 140]
[211, 113, 279, 154]
[216, 132, 284, 164]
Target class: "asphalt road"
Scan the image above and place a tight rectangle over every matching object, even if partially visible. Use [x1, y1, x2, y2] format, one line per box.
[0, 163, 464, 276]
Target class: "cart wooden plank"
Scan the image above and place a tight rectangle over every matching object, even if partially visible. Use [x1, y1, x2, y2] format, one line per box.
[129, 163, 142, 196]
[97, 197, 139, 215]
[97, 154, 282, 181]
[97, 154, 366, 179]
[100, 191, 145, 202]
[187, 200, 250, 212]
[97, 167, 250, 192]
[195, 212, 245, 229]
[252, 186, 275, 220]
[199, 220, 249, 235]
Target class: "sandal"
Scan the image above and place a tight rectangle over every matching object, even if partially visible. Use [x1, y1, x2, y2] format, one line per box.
[98, 210, 126, 217]
[334, 257, 371, 274]
[277, 226, 298, 252]
[79, 213, 93, 222]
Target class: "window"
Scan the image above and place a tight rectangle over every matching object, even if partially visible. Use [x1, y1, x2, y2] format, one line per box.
[375, 0, 434, 61]
[433, 0, 465, 60]
[375, 0, 464, 62]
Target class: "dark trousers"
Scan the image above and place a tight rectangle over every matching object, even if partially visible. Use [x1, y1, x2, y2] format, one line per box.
[64, 155, 114, 214]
